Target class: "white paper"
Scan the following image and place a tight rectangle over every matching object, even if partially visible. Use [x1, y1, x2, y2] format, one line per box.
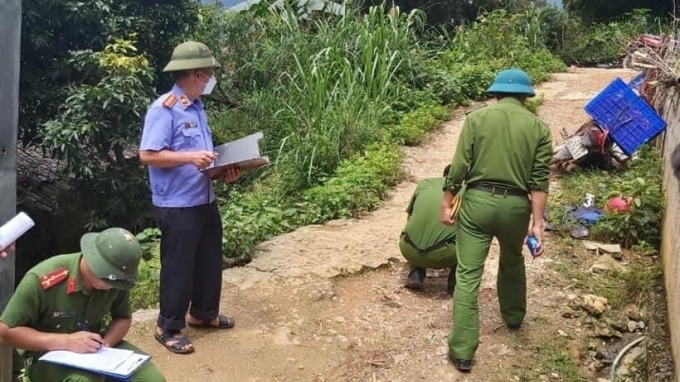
[114, 353, 151, 375]
[39, 347, 150, 377]
[564, 136, 588, 160]
[200, 132, 270, 178]
[40, 347, 133, 373]
[0, 212, 35, 249]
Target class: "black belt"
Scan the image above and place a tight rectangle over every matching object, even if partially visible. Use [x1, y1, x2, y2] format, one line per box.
[467, 183, 527, 197]
[402, 232, 455, 253]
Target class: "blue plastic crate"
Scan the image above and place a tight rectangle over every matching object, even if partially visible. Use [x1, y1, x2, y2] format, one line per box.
[584, 77, 666, 156]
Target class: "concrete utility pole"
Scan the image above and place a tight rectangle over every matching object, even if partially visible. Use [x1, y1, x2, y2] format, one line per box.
[0, 0, 22, 380]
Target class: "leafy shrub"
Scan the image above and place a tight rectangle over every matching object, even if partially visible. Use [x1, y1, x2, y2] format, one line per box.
[418, 62, 468, 106]
[218, 189, 306, 260]
[388, 105, 451, 146]
[216, 142, 404, 260]
[556, 9, 668, 65]
[438, 9, 566, 100]
[130, 228, 162, 311]
[302, 143, 404, 221]
[591, 146, 662, 248]
[40, 38, 156, 230]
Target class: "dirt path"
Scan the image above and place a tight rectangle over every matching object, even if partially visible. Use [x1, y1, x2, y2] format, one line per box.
[126, 68, 638, 382]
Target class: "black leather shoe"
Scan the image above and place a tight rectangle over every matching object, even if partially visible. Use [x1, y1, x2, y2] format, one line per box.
[448, 350, 472, 372]
[446, 267, 456, 295]
[405, 267, 426, 289]
[507, 322, 522, 331]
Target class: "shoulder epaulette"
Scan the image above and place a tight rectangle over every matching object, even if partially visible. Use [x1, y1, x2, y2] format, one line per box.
[39, 267, 69, 290]
[178, 95, 191, 107]
[162, 94, 177, 108]
[66, 277, 77, 294]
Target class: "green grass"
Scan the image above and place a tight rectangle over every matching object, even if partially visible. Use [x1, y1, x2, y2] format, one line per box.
[615, 262, 664, 307]
[551, 252, 662, 310]
[130, 290, 158, 314]
[551, 260, 625, 306]
[517, 337, 586, 381]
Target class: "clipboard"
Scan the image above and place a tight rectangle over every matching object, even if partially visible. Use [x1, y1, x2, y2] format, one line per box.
[449, 184, 467, 220]
[201, 132, 270, 180]
[450, 194, 462, 219]
[39, 347, 151, 381]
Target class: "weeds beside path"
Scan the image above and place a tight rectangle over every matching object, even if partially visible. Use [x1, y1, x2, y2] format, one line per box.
[124, 68, 670, 382]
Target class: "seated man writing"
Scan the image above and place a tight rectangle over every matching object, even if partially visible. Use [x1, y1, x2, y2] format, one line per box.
[0, 228, 165, 382]
[400, 165, 458, 293]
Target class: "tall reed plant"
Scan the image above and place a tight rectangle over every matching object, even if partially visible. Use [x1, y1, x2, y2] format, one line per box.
[270, 5, 423, 191]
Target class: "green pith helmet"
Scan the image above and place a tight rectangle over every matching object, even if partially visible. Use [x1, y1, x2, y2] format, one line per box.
[486, 68, 536, 97]
[80, 228, 142, 290]
[162, 41, 221, 72]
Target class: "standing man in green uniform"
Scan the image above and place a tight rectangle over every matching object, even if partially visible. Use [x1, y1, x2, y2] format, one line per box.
[401, 165, 457, 294]
[0, 228, 166, 382]
[439, 68, 552, 372]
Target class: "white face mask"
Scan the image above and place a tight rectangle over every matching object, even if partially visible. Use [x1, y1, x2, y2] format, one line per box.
[202, 75, 217, 95]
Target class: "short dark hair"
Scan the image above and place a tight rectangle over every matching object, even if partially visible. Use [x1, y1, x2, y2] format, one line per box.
[173, 68, 214, 82]
[172, 70, 193, 82]
[493, 92, 527, 100]
[443, 165, 451, 177]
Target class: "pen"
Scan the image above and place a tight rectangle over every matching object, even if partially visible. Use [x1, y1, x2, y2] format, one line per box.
[77, 322, 104, 348]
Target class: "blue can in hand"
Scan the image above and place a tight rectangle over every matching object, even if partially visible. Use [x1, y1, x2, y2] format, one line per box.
[526, 236, 540, 257]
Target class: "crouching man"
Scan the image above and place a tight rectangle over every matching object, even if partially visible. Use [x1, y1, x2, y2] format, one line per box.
[400, 165, 458, 293]
[0, 228, 166, 382]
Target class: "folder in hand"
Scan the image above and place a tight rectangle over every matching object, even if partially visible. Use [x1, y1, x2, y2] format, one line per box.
[201, 132, 270, 180]
[450, 194, 462, 220]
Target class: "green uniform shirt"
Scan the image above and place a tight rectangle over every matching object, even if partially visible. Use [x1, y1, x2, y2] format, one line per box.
[404, 178, 457, 250]
[0, 253, 131, 358]
[444, 97, 553, 195]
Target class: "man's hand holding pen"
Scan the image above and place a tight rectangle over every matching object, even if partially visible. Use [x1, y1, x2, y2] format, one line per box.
[65, 330, 105, 353]
[64, 322, 105, 353]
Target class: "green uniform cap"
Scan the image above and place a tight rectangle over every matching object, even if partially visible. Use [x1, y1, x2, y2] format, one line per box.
[163, 41, 220, 72]
[80, 228, 142, 290]
[486, 68, 536, 97]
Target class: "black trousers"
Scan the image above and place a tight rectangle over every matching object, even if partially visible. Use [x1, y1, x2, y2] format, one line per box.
[153, 201, 223, 332]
